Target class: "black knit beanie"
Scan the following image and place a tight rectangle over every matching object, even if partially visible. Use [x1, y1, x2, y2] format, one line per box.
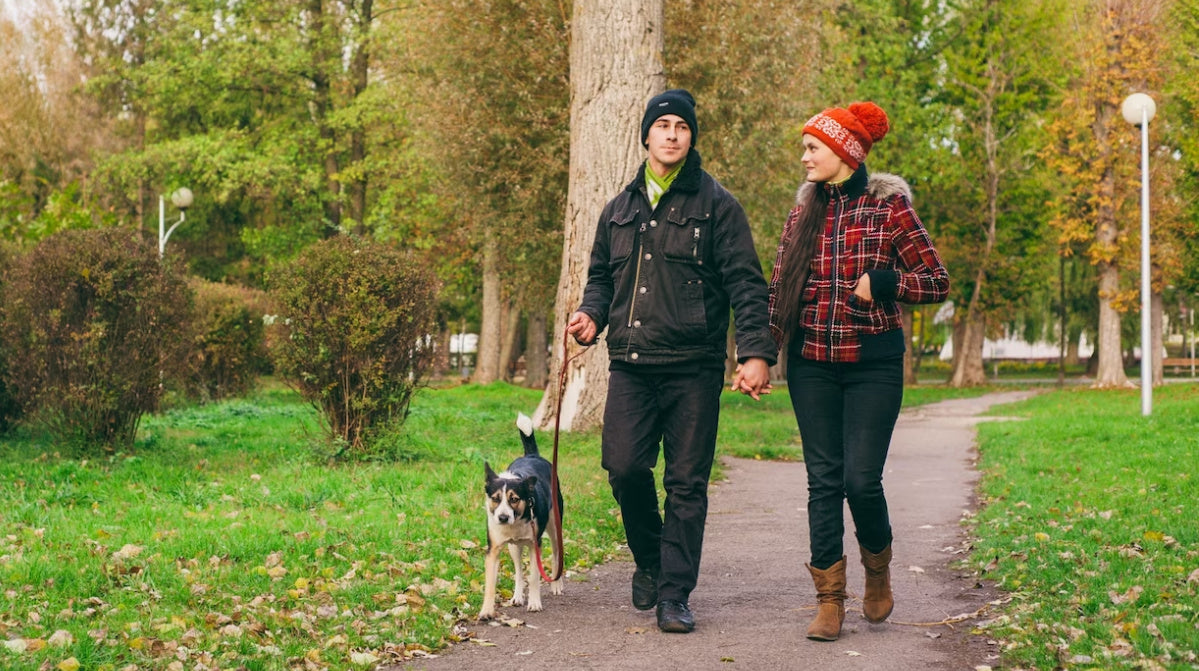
[640, 89, 698, 148]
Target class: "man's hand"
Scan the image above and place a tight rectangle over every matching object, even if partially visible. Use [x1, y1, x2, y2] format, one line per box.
[731, 357, 772, 401]
[566, 311, 598, 346]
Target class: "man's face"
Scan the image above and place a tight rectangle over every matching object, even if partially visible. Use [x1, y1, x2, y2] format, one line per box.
[646, 114, 691, 175]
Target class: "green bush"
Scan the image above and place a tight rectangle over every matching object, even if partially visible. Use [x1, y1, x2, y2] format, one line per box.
[175, 278, 273, 403]
[268, 235, 439, 455]
[0, 227, 192, 450]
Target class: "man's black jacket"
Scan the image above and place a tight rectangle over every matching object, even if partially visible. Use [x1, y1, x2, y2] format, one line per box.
[578, 149, 777, 369]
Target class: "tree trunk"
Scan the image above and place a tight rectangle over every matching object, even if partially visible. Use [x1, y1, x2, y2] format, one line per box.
[949, 305, 987, 386]
[1094, 261, 1128, 387]
[346, 0, 373, 235]
[499, 301, 521, 382]
[534, 0, 665, 432]
[525, 309, 548, 389]
[900, 310, 914, 385]
[474, 231, 503, 384]
[308, 0, 341, 234]
[1092, 101, 1129, 388]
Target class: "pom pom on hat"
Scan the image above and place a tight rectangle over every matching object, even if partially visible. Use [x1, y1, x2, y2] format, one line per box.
[802, 102, 890, 169]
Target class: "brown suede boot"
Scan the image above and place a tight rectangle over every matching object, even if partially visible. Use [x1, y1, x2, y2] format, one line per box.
[805, 556, 847, 641]
[859, 543, 894, 623]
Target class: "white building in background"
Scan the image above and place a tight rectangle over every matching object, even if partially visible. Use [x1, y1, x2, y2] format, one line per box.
[938, 332, 1094, 362]
[933, 302, 1095, 361]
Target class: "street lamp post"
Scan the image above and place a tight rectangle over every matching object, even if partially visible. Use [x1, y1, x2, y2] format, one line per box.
[1121, 93, 1155, 416]
[158, 187, 194, 258]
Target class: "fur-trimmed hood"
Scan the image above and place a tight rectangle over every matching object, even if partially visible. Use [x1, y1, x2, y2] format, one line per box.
[795, 166, 912, 205]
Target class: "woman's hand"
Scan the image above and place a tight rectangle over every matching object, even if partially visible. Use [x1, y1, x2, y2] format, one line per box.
[853, 273, 873, 300]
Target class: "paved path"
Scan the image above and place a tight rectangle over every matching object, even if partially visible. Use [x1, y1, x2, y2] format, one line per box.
[396, 391, 1036, 671]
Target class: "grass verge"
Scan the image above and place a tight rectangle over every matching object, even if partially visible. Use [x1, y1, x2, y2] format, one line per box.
[969, 383, 1199, 670]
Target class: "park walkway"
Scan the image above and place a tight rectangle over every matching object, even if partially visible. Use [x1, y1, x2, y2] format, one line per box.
[396, 390, 1037, 671]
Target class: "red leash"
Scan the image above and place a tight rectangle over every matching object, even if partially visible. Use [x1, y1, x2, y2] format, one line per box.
[535, 326, 590, 583]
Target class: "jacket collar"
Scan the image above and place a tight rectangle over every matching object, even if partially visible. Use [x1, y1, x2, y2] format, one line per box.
[626, 148, 704, 195]
[822, 163, 868, 200]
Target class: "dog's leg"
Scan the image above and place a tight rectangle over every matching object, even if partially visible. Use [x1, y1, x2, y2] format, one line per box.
[548, 509, 564, 597]
[506, 543, 525, 607]
[479, 544, 502, 621]
[526, 541, 543, 612]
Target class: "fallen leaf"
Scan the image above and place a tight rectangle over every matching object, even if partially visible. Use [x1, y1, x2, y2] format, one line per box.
[349, 651, 379, 666]
[845, 650, 863, 656]
[908, 565, 925, 574]
[2, 638, 27, 653]
[48, 630, 73, 647]
[57, 658, 81, 671]
[112, 544, 143, 561]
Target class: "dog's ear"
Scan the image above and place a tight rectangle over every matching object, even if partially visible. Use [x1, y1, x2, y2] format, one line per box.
[485, 461, 498, 481]
[523, 474, 538, 491]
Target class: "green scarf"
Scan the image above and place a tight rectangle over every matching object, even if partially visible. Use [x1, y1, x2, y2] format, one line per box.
[645, 160, 685, 208]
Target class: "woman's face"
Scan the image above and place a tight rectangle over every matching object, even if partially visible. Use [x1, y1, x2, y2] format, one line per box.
[801, 134, 854, 183]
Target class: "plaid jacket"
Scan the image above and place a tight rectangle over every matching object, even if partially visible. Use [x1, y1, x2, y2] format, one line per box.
[767, 168, 949, 362]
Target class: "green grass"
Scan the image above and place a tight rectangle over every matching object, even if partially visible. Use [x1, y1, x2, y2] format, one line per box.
[969, 383, 1199, 670]
[0, 381, 626, 670]
[8, 375, 1186, 670]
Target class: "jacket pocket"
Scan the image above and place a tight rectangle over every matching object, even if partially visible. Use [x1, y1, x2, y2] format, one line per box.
[607, 210, 639, 266]
[661, 212, 709, 266]
[844, 292, 888, 333]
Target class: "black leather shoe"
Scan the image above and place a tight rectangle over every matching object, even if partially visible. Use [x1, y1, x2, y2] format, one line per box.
[631, 566, 658, 611]
[656, 600, 695, 633]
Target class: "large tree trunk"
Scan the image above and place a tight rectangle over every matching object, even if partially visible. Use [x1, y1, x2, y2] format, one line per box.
[533, 0, 664, 431]
[473, 231, 503, 384]
[1092, 102, 1129, 388]
[1094, 261, 1128, 386]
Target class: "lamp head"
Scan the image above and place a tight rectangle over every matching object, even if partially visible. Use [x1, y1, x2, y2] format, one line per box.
[1121, 93, 1156, 127]
[170, 187, 194, 210]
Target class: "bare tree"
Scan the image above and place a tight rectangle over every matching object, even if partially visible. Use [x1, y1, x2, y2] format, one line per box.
[533, 0, 664, 431]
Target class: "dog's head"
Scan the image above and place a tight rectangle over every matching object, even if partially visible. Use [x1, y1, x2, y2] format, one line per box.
[484, 462, 537, 526]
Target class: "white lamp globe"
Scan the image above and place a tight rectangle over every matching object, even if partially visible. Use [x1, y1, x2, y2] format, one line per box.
[1121, 93, 1156, 126]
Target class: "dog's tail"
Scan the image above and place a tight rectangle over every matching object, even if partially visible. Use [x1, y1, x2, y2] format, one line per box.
[516, 412, 539, 456]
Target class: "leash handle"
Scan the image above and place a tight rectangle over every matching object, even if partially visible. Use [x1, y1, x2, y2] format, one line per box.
[538, 326, 590, 583]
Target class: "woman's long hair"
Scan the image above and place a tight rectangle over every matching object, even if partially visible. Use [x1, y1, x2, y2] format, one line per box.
[772, 183, 828, 346]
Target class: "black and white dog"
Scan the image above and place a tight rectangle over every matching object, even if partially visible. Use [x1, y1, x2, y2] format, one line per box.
[479, 412, 564, 621]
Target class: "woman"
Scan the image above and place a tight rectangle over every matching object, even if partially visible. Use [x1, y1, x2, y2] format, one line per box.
[767, 102, 949, 642]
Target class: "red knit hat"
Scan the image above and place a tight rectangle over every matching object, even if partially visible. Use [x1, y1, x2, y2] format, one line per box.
[802, 102, 890, 169]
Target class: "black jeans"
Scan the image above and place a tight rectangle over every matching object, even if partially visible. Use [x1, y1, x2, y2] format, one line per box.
[601, 367, 724, 603]
[787, 354, 903, 569]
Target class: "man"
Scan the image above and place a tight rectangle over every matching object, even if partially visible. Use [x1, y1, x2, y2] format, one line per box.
[567, 89, 776, 633]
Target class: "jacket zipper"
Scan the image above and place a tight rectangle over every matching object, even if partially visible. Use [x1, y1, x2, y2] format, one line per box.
[827, 197, 843, 354]
[627, 221, 647, 328]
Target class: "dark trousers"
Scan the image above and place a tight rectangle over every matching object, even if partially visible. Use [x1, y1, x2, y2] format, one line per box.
[787, 354, 903, 569]
[601, 367, 724, 603]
